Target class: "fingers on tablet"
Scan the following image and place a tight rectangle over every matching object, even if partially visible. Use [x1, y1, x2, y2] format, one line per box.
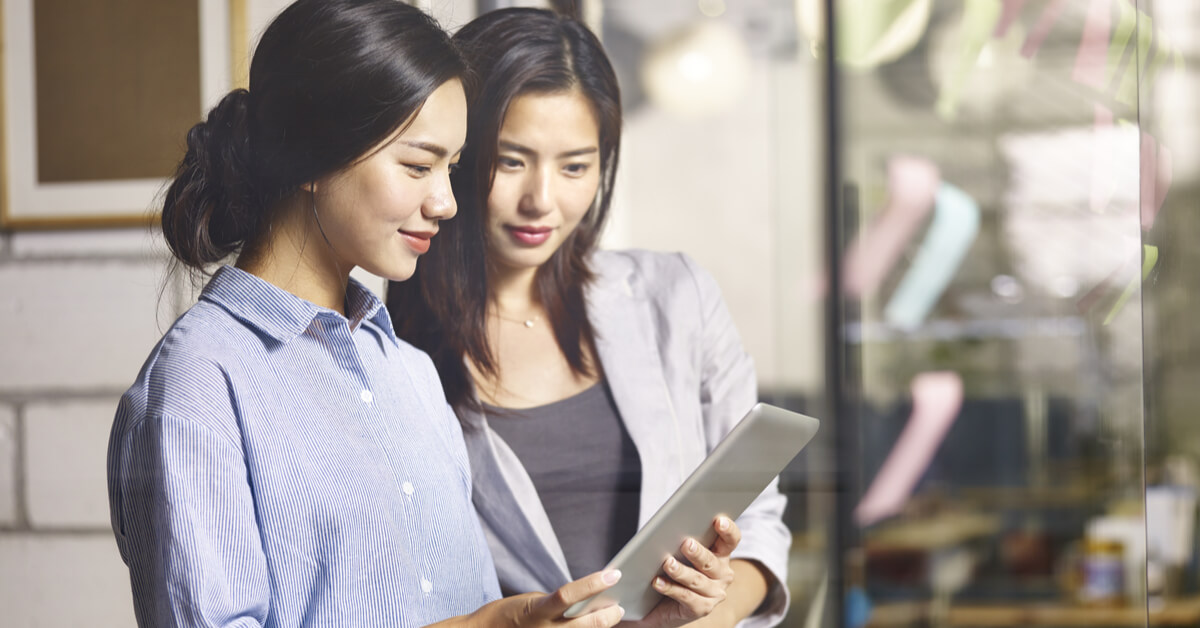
[654, 572, 723, 616]
[709, 516, 742, 557]
[579, 603, 626, 627]
[561, 602, 625, 628]
[539, 570, 622, 618]
[681, 537, 725, 578]
[663, 554, 724, 596]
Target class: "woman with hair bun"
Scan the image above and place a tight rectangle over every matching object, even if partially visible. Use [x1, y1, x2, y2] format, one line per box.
[108, 1, 624, 626]
[389, 7, 790, 628]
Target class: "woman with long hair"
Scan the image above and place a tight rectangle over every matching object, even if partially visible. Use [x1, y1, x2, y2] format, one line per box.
[109, 2, 625, 626]
[389, 8, 790, 627]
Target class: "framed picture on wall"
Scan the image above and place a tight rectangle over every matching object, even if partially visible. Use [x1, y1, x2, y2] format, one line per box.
[0, 0, 248, 229]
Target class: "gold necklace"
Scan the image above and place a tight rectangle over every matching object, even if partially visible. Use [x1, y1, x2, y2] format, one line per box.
[494, 312, 541, 328]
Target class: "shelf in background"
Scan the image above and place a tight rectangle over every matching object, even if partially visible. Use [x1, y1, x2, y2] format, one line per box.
[867, 596, 1200, 627]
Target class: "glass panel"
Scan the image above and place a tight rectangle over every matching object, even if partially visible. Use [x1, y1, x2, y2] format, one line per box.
[591, 0, 1181, 624]
[789, 0, 1157, 625]
[1138, 0, 1200, 620]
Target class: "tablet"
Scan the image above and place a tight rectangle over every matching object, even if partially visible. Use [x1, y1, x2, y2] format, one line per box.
[563, 403, 819, 621]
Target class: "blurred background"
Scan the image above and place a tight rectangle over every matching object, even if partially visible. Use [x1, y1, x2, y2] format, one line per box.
[1, 0, 1197, 625]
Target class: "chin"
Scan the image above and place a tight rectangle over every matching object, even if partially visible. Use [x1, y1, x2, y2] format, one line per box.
[512, 244, 561, 264]
[366, 261, 418, 283]
[389, 266, 419, 282]
[500, 254, 552, 273]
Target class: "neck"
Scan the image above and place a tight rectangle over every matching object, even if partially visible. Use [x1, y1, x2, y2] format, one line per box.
[489, 263, 541, 317]
[236, 195, 350, 315]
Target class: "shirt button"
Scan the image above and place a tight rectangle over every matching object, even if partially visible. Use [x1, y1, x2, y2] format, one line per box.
[402, 481, 415, 496]
[360, 390, 373, 403]
[421, 578, 433, 593]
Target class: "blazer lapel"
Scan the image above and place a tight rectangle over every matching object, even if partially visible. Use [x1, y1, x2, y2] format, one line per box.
[459, 404, 572, 589]
[587, 265, 686, 529]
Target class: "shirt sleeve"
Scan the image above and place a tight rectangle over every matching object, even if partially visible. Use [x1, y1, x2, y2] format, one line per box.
[111, 407, 270, 627]
[680, 252, 793, 628]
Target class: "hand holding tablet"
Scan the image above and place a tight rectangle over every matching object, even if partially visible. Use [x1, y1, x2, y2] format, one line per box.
[627, 515, 743, 628]
[464, 569, 627, 628]
[564, 403, 820, 621]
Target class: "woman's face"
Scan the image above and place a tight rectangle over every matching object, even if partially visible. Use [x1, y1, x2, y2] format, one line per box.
[485, 88, 602, 275]
[313, 78, 468, 282]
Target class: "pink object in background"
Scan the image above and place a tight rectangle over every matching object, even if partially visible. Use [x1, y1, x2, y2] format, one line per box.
[1141, 132, 1174, 229]
[995, 0, 1030, 38]
[855, 372, 964, 527]
[1073, 0, 1111, 89]
[842, 157, 940, 298]
[1020, 0, 1068, 58]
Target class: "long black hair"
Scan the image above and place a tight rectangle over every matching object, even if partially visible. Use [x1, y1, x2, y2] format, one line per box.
[388, 7, 622, 411]
[161, 0, 468, 271]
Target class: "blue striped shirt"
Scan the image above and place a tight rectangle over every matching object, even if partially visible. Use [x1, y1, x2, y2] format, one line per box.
[108, 265, 501, 627]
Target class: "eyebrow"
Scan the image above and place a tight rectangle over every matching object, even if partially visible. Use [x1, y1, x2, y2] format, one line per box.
[498, 140, 599, 159]
[401, 140, 464, 160]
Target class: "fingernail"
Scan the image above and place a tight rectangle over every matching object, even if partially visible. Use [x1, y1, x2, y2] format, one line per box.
[603, 569, 622, 585]
[654, 577, 667, 590]
[687, 539, 698, 552]
[718, 517, 730, 531]
[618, 606, 626, 618]
[665, 556, 678, 571]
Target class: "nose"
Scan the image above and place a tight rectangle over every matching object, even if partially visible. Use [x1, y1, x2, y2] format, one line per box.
[519, 167, 554, 217]
[423, 171, 457, 220]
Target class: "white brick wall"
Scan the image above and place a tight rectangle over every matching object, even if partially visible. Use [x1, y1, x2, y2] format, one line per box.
[0, 406, 16, 527]
[0, 228, 170, 626]
[0, 535, 137, 627]
[25, 400, 119, 529]
[0, 258, 174, 393]
[9, 228, 165, 259]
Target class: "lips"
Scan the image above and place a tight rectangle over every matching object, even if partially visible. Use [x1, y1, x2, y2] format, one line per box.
[399, 230, 435, 254]
[506, 225, 554, 246]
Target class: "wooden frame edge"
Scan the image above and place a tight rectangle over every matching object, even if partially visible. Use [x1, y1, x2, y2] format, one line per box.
[230, 0, 248, 89]
[0, 0, 246, 231]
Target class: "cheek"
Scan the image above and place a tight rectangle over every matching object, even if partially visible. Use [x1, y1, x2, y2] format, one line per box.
[380, 181, 425, 220]
[564, 182, 600, 224]
[485, 185, 518, 223]
[348, 166, 393, 205]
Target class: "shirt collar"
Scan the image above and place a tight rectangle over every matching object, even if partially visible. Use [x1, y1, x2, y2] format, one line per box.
[346, 275, 399, 341]
[201, 265, 397, 346]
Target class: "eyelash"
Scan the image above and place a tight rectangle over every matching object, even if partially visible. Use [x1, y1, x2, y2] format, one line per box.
[406, 164, 461, 177]
[496, 157, 590, 176]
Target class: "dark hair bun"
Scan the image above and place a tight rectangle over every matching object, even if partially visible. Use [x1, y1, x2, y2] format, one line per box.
[161, 88, 254, 269]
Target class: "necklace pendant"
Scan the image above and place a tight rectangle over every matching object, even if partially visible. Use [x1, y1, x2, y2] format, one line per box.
[523, 319, 534, 328]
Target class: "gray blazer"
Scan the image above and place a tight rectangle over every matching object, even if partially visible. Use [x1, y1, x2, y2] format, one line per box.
[457, 249, 790, 628]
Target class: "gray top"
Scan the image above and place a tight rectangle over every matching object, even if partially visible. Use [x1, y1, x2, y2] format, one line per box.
[485, 382, 642, 579]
